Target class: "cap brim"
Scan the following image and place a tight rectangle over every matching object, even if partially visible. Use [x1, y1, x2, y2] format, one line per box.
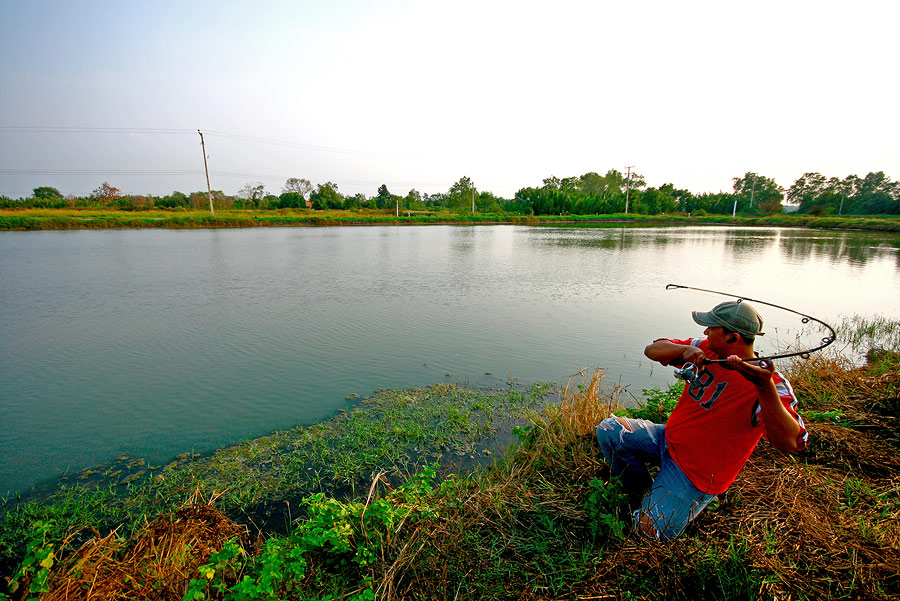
[692, 310, 724, 328]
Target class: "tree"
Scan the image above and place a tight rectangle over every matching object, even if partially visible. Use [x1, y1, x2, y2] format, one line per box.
[733, 172, 783, 212]
[282, 177, 312, 198]
[856, 171, 899, 214]
[375, 184, 399, 210]
[344, 192, 367, 210]
[404, 189, 425, 211]
[237, 182, 266, 208]
[32, 186, 63, 200]
[447, 176, 476, 214]
[279, 192, 305, 208]
[787, 172, 827, 210]
[309, 182, 343, 210]
[91, 182, 121, 205]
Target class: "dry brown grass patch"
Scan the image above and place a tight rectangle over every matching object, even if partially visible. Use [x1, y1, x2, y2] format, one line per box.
[38, 495, 247, 601]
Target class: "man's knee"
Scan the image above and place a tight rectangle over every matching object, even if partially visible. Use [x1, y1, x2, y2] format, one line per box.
[597, 416, 633, 432]
[635, 511, 662, 540]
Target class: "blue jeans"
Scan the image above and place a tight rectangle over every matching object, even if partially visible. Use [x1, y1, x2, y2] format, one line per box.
[595, 416, 717, 540]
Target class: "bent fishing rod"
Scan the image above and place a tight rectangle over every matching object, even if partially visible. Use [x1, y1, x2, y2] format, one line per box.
[666, 284, 837, 373]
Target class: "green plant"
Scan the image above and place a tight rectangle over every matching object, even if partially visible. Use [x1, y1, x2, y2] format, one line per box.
[623, 382, 683, 423]
[7, 521, 57, 600]
[584, 477, 629, 541]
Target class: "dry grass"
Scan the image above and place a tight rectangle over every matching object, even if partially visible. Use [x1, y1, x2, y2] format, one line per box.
[35, 491, 247, 601]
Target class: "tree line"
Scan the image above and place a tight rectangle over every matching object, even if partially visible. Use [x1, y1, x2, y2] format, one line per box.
[4, 169, 898, 216]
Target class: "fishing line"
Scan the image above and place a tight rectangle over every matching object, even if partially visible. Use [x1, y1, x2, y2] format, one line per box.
[666, 283, 837, 366]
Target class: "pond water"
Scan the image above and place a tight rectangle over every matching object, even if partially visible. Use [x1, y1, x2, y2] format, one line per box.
[2, 224, 899, 496]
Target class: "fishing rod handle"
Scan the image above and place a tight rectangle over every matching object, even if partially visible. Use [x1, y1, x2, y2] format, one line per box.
[703, 357, 772, 369]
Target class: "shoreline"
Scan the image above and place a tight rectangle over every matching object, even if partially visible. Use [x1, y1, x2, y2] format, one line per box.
[3, 208, 900, 232]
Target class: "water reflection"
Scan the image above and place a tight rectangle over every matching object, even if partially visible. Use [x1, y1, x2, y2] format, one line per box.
[543, 226, 900, 269]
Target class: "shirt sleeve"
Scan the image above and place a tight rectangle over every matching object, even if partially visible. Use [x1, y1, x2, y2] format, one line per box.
[652, 337, 704, 366]
[757, 372, 809, 450]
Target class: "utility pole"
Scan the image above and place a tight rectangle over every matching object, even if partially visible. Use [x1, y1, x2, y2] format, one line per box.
[198, 130, 214, 216]
[624, 165, 634, 214]
[750, 180, 756, 209]
[471, 188, 475, 215]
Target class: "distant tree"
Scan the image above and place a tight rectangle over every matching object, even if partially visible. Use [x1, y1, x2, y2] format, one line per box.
[282, 177, 312, 198]
[787, 172, 864, 215]
[448, 176, 476, 214]
[32, 186, 63, 200]
[157, 191, 189, 208]
[733, 172, 783, 212]
[855, 171, 899, 214]
[237, 182, 266, 208]
[657, 183, 695, 214]
[344, 192, 367, 210]
[309, 182, 343, 210]
[375, 184, 400, 210]
[476, 191, 503, 213]
[278, 192, 305, 209]
[513, 187, 541, 214]
[424, 192, 447, 209]
[91, 182, 121, 205]
[404, 189, 425, 211]
[193, 190, 226, 210]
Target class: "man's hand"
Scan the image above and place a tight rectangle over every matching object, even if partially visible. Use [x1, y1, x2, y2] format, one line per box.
[645, 339, 706, 367]
[682, 346, 706, 368]
[725, 355, 774, 387]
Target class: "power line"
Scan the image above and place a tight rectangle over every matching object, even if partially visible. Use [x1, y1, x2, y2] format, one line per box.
[0, 126, 193, 134]
[203, 130, 401, 159]
[0, 167, 443, 192]
[0, 169, 200, 175]
[0, 126, 401, 158]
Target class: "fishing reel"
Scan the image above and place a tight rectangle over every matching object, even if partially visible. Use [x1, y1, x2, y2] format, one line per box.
[673, 364, 698, 382]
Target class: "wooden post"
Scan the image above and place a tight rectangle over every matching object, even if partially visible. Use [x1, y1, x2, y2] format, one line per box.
[198, 130, 214, 216]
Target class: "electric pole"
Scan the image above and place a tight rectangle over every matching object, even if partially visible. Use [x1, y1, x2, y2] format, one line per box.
[624, 165, 634, 214]
[198, 130, 214, 216]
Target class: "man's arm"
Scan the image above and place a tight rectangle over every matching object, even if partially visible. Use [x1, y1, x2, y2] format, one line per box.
[644, 339, 705, 368]
[725, 356, 805, 453]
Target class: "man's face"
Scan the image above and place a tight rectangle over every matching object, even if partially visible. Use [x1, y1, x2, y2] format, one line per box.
[704, 326, 730, 354]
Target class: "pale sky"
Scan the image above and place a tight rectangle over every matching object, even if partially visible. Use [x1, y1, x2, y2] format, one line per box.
[1, 0, 897, 200]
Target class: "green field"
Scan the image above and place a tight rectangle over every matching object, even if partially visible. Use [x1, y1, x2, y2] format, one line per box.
[2, 207, 900, 232]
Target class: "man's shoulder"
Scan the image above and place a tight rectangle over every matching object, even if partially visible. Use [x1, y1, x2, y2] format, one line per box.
[658, 336, 707, 348]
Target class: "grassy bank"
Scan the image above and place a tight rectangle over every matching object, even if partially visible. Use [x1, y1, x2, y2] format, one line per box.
[2, 207, 900, 232]
[2, 317, 899, 600]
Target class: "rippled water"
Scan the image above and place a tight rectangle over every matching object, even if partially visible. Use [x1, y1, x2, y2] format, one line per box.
[2, 225, 899, 495]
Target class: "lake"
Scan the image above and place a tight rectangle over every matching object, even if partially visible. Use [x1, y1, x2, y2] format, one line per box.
[2, 224, 899, 496]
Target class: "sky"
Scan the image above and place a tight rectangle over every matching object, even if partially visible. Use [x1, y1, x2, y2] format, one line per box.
[1, 0, 898, 200]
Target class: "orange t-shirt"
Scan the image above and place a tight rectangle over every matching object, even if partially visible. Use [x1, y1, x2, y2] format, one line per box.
[661, 337, 807, 494]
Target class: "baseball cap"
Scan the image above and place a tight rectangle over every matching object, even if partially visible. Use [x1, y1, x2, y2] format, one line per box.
[692, 301, 764, 338]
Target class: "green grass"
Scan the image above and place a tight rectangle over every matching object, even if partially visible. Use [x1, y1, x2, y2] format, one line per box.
[3, 208, 900, 231]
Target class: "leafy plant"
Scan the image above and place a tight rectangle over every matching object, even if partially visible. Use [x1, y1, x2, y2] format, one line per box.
[584, 477, 629, 541]
[7, 520, 57, 600]
[622, 382, 683, 423]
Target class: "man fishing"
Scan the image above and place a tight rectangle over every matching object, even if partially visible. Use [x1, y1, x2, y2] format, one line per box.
[596, 300, 808, 540]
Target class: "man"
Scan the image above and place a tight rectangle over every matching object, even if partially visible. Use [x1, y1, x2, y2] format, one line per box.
[595, 300, 807, 540]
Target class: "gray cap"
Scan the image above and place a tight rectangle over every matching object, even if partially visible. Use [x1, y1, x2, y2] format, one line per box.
[692, 300, 764, 338]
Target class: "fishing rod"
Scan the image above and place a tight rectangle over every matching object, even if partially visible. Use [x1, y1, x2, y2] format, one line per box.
[665, 284, 837, 375]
